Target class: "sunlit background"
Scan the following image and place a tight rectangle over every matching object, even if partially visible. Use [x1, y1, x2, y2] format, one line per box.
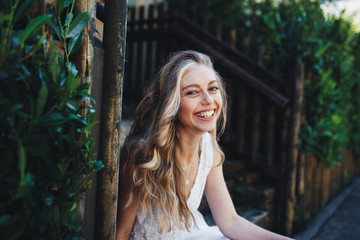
[321, 0, 360, 29]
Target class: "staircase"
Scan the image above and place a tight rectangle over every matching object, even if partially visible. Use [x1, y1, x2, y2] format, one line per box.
[199, 159, 275, 230]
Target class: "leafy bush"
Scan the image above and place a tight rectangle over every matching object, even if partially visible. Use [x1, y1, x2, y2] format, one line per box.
[0, 0, 102, 239]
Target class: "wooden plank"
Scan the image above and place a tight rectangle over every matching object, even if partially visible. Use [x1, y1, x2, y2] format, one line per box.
[128, 16, 286, 86]
[144, 5, 154, 85]
[85, 46, 104, 240]
[322, 167, 330, 208]
[125, 7, 136, 106]
[236, 86, 248, 154]
[303, 154, 313, 221]
[135, 6, 145, 103]
[95, 0, 127, 239]
[285, 63, 304, 235]
[250, 93, 261, 167]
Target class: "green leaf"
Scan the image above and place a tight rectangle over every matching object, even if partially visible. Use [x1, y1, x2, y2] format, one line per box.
[70, 202, 77, 211]
[19, 15, 52, 44]
[58, 0, 66, 16]
[68, 113, 87, 125]
[38, 67, 49, 83]
[50, 23, 62, 41]
[57, 53, 65, 71]
[68, 33, 84, 55]
[14, 0, 36, 23]
[53, 205, 60, 233]
[93, 160, 104, 172]
[39, 113, 69, 126]
[87, 120, 99, 130]
[36, 84, 48, 119]
[0, 215, 11, 226]
[65, 13, 74, 27]
[64, 0, 74, 8]
[49, 38, 58, 83]
[13, 174, 34, 199]
[17, 140, 26, 186]
[58, 0, 74, 16]
[68, 61, 78, 76]
[67, 12, 89, 38]
[67, 73, 80, 94]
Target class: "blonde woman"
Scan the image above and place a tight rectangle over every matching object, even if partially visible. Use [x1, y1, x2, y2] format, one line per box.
[116, 50, 293, 240]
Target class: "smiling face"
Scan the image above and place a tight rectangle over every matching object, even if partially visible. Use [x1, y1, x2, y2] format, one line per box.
[177, 64, 223, 135]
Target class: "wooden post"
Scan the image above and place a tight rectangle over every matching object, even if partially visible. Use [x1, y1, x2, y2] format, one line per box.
[236, 86, 248, 154]
[71, 0, 98, 238]
[284, 62, 304, 235]
[95, 0, 128, 240]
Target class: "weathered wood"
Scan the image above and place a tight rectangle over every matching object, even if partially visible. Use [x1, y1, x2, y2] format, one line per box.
[73, 0, 90, 78]
[322, 167, 330, 208]
[125, 7, 136, 106]
[273, 101, 290, 233]
[85, 46, 104, 240]
[236, 86, 248, 154]
[144, 5, 154, 84]
[230, 28, 237, 48]
[249, 97, 261, 167]
[303, 154, 313, 220]
[128, 16, 286, 86]
[263, 103, 276, 171]
[135, 6, 145, 101]
[95, 0, 128, 239]
[80, 0, 98, 238]
[96, 2, 105, 22]
[284, 62, 304, 235]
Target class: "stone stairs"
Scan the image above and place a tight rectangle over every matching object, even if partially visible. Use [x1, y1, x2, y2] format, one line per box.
[200, 158, 275, 230]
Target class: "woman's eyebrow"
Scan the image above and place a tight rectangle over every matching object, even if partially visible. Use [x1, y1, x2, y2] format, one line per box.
[181, 84, 199, 91]
[208, 80, 218, 85]
[182, 80, 218, 91]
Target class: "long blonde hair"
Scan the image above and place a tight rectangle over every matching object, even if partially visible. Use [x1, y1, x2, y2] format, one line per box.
[121, 50, 228, 232]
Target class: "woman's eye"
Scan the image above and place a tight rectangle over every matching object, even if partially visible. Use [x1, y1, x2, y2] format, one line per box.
[186, 91, 198, 95]
[209, 86, 219, 91]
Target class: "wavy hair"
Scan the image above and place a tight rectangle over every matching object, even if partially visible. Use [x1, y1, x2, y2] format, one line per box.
[121, 50, 228, 232]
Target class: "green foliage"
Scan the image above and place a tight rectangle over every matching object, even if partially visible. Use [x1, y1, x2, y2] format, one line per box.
[0, 0, 102, 239]
[169, 0, 360, 168]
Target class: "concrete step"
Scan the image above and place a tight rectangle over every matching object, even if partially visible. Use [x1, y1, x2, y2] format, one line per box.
[203, 206, 271, 230]
[226, 170, 261, 190]
[236, 206, 271, 229]
[234, 185, 275, 212]
[223, 159, 248, 175]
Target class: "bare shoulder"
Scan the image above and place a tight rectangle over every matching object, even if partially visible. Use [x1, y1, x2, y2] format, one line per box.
[212, 148, 222, 167]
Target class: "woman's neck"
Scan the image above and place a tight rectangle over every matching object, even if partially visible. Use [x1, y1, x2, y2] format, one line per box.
[178, 131, 203, 164]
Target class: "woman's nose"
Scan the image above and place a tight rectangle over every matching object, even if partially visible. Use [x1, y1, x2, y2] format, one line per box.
[201, 92, 214, 105]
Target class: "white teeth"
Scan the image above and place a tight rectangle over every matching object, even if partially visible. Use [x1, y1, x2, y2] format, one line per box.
[196, 110, 214, 118]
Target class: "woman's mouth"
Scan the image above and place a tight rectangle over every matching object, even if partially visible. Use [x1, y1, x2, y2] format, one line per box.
[195, 109, 215, 119]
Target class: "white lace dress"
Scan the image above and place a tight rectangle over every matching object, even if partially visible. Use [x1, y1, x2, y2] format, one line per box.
[130, 132, 230, 240]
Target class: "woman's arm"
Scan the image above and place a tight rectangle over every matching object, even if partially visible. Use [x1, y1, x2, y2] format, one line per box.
[205, 164, 294, 240]
[116, 147, 140, 240]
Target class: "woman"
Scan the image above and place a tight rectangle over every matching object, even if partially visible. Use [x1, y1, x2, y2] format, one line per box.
[116, 50, 293, 240]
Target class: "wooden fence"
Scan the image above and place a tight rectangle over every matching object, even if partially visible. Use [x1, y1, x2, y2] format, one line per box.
[124, 3, 289, 173]
[293, 143, 360, 232]
[90, 1, 360, 238]
[122, 2, 296, 234]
